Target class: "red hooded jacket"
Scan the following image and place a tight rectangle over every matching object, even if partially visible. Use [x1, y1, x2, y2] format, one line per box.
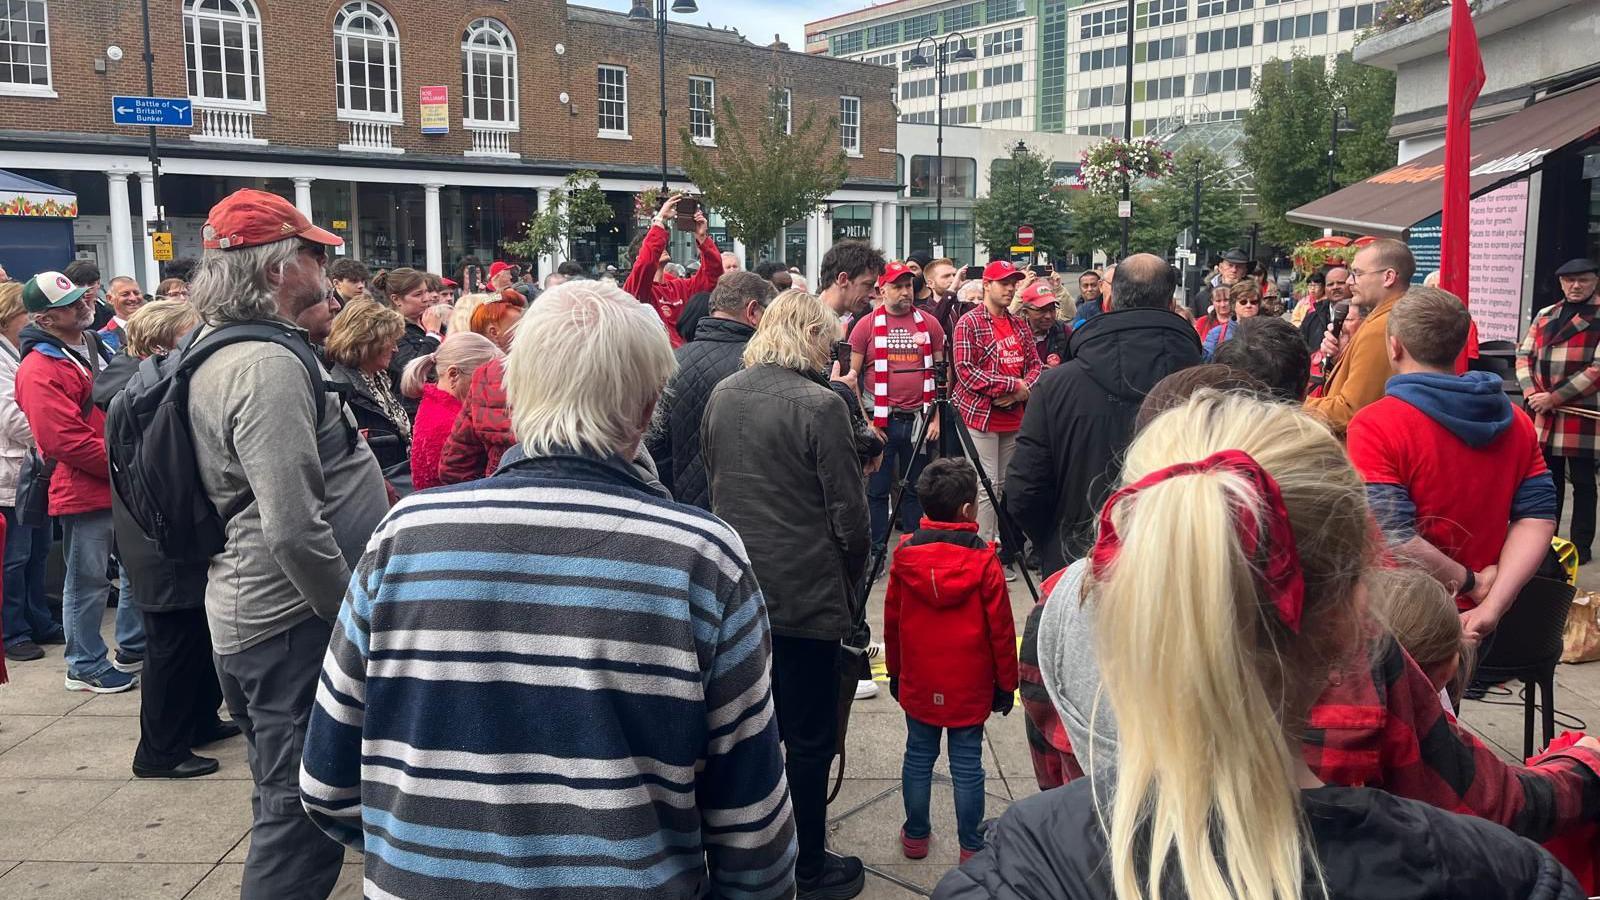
[437, 357, 512, 485]
[886, 518, 1019, 728]
[13, 326, 114, 517]
[622, 224, 722, 350]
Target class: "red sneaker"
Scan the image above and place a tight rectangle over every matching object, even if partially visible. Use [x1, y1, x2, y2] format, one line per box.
[900, 828, 930, 860]
[960, 847, 979, 864]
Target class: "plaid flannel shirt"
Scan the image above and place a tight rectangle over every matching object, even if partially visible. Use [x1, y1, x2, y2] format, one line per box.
[952, 305, 1042, 432]
[1021, 591, 1600, 841]
[1518, 300, 1600, 458]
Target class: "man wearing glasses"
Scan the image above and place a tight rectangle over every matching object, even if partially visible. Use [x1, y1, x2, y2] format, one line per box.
[1305, 239, 1415, 435]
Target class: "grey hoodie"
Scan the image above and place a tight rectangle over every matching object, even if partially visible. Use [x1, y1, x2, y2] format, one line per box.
[1037, 559, 1120, 778]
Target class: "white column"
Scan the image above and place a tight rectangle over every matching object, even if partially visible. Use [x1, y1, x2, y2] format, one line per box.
[805, 208, 825, 290]
[535, 187, 557, 280]
[292, 177, 314, 218]
[138, 172, 159, 289]
[870, 201, 887, 257]
[732, 238, 747, 269]
[106, 172, 136, 283]
[423, 183, 442, 276]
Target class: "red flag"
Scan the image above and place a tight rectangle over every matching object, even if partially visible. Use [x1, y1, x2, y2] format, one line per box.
[1443, 0, 1484, 372]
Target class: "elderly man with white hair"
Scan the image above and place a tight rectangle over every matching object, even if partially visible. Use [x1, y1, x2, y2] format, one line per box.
[302, 279, 797, 900]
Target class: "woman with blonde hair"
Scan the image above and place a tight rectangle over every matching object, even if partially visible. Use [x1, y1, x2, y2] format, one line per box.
[702, 289, 872, 898]
[939, 391, 1582, 900]
[402, 332, 501, 491]
[326, 299, 411, 470]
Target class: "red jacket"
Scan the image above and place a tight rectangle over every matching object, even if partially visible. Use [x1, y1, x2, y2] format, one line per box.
[886, 518, 1019, 728]
[622, 225, 723, 350]
[13, 327, 112, 516]
[409, 384, 462, 491]
[437, 357, 513, 485]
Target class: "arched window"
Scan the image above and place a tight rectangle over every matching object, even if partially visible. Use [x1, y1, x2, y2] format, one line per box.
[333, 0, 400, 120]
[461, 18, 516, 126]
[183, 0, 263, 107]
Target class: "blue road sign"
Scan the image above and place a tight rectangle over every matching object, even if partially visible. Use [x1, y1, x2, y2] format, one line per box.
[112, 96, 193, 128]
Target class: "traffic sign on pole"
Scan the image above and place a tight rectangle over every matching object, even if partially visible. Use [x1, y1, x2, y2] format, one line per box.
[1016, 224, 1035, 246]
[112, 96, 193, 128]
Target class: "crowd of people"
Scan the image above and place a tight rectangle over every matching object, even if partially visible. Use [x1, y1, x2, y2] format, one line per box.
[2, 185, 1600, 899]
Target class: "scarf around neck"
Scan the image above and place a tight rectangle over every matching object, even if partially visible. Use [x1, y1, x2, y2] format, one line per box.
[868, 306, 934, 427]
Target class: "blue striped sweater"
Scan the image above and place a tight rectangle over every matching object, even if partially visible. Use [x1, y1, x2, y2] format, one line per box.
[300, 450, 796, 899]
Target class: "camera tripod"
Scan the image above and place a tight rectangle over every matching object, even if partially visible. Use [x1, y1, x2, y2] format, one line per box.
[858, 361, 1040, 604]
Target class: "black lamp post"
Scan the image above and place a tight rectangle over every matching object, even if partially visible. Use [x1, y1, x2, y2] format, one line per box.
[1119, 0, 1135, 259]
[910, 33, 976, 256]
[629, 0, 700, 194]
[1327, 104, 1355, 194]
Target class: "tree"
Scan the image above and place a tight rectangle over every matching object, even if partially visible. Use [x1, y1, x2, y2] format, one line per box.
[679, 87, 849, 252]
[1242, 52, 1397, 246]
[1064, 187, 1166, 259]
[1147, 146, 1248, 254]
[973, 146, 1073, 260]
[500, 170, 613, 262]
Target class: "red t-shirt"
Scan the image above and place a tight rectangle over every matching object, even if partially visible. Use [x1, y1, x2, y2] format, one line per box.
[848, 309, 946, 411]
[986, 315, 1027, 432]
[1347, 396, 1549, 609]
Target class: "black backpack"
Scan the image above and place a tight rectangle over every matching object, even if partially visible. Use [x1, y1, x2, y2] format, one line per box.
[105, 321, 346, 565]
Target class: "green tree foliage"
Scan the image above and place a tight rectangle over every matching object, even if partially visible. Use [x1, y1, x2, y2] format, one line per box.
[1064, 187, 1167, 258]
[1148, 146, 1248, 253]
[679, 88, 849, 251]
[973, 146, 1072, 258]
[501, 170, 613, 261]
[1243, 53, 1397, 246]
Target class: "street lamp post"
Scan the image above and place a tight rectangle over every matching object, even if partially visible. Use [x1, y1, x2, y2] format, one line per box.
[629, 0, 700, 194]
[1120, 0, 1135, 259]
[1327, 104, 1351, 194]
[910, 33, 975, 257]
[139, 0, 165, 273]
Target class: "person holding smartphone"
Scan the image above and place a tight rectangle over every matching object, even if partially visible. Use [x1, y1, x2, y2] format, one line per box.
[622, 193, 724, 349]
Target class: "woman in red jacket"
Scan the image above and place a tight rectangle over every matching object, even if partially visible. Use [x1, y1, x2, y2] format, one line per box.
[401, 332, 502, 491]
[886, 457, 1018, 863]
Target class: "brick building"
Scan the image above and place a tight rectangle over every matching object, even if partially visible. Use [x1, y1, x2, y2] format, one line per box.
[0, 0, 899, 287]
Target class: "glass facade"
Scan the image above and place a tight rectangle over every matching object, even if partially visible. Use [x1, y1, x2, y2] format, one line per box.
[831, 204, 873, 243]
[908, 206, 973, 264]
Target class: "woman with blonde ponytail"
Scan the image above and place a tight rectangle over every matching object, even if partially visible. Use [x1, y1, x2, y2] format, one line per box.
[403, 332, 501, 491]
[936, 391, 1582, 900]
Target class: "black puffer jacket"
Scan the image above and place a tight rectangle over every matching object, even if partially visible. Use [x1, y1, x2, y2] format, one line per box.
[703, 364, 870, 641]
[935, 780, 1583, 900]
[649, 316, 755, 511]
[387, 321, 438, 420]
[1004, 307, 1200, 574]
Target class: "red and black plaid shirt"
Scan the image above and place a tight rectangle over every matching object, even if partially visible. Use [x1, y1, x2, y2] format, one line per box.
[1020, 579, 1600, 842]
[952, 305, 1041, 432]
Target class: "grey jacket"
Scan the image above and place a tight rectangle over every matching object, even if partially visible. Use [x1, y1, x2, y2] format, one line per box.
[187, 324, 389, 655]
[1036, 559, 1119, 777]
[702, 364, 870, 642]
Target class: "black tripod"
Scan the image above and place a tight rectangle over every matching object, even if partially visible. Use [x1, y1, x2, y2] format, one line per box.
[859, 361, 1039, 603]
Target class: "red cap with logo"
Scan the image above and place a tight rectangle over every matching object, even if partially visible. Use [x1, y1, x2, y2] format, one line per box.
[488, 261, 514, 280]
[982, 260, 1026, 282]
[1020, 281, 1059, 307]
[202, 188, 342, 251]
[876, 261, 915, 288]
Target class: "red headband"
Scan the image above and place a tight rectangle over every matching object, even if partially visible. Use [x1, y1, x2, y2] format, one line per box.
[1090, 449, 1305, 633]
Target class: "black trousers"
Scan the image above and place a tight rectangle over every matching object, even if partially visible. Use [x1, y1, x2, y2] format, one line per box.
[770, 634, 842, 879]
[1547, 452, 1597, 558]
[134, 607, 225, 769]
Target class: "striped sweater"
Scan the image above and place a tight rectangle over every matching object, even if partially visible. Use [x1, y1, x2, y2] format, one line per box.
[300, 450, 796, 900]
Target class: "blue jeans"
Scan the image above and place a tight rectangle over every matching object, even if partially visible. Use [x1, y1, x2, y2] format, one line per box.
[2, 505, 57, 646]
[902, 714, 987, 852]
[868, 414, 929, 549]
[61, 510, 144, 679]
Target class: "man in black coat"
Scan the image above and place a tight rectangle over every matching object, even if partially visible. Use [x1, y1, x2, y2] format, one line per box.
[648, 270, 775, 509]
[1004, 255, 1202, 574]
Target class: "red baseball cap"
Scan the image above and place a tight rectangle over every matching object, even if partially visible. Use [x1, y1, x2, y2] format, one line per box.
[982, 260, 1026, 282]
[440, 276, 459, 288]
[1020, 281, 1059, 307]
[488, 261, 514, 280]
[202, 188, 341, 251]
[876, 261, 915, 288]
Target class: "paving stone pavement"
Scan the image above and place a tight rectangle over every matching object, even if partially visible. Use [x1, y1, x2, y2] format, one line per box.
[1, 557, 1597, 898]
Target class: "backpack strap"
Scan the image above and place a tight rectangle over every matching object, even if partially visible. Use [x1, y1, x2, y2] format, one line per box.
[178, 322, 339, 431]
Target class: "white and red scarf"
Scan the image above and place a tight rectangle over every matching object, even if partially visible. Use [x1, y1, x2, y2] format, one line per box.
[869, 308, 935, 427]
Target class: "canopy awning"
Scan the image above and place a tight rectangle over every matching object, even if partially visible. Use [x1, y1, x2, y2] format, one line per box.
[1286, 80, 1600, 238]
[0, 169, 76, 218]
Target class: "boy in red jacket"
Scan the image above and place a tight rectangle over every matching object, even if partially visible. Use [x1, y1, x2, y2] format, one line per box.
[886, 458, 1019, 863]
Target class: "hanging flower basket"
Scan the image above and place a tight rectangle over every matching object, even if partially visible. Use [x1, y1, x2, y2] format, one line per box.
[1290, 239, 1358, 277]
[1078, 138, 1174, 195]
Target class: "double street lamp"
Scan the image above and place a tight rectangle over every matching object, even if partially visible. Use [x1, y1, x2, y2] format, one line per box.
[909, 33, 975, 257]
[629, 0, 700, 194]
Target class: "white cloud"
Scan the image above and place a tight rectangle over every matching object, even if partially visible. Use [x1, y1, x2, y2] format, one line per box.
[581, 0, 866, 50]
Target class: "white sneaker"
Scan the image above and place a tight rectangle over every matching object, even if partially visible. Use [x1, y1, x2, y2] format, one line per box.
[854, 679, 880, 700]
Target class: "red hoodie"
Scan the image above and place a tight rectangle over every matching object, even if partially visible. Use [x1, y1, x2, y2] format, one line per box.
[886, 518, 1019, 728]
[622, 224, 722, 349]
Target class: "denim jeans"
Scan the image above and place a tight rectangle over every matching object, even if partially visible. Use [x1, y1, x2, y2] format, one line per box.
[61, 510, 144, 679]
[868, 414, 929, 550]
[902, 714, 987, 852]
[1, 505, 57, 646]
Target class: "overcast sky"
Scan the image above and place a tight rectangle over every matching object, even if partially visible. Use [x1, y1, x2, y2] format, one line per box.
[582, 0, 872, 50]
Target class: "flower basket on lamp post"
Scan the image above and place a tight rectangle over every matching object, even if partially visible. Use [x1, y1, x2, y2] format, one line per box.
[1078, 137, 1175, 196]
